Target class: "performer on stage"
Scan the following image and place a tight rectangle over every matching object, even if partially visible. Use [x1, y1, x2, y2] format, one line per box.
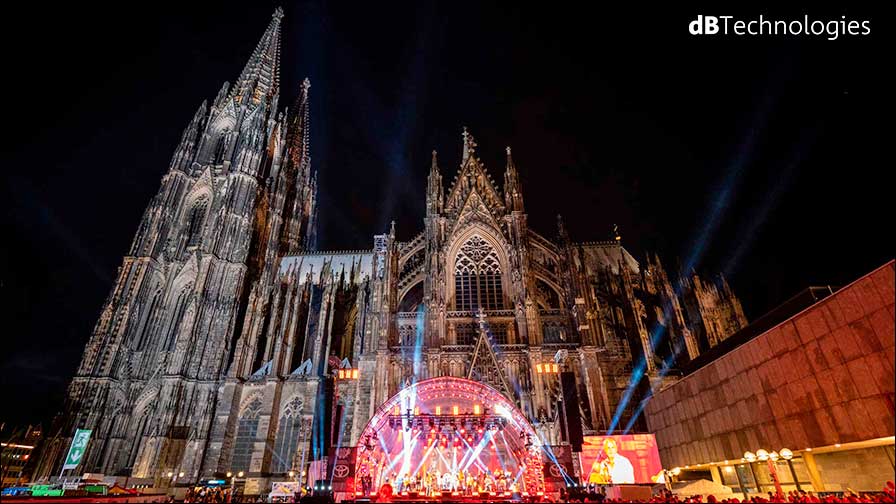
[496, 469, 506, 492]
[587, 437, 635, 484]
[424, 469, 433, 496]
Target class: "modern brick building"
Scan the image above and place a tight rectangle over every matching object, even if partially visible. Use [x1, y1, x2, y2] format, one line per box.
[645, 260, 895, 495]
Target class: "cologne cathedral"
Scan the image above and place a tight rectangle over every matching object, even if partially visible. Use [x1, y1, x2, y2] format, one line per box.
[36, 8, 746, 496]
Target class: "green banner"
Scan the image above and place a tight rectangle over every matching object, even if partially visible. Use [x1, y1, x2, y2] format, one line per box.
[63, 429, 92, 470]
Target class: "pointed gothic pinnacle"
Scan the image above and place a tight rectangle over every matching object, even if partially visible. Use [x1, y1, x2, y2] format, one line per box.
[461, 126, 477, 163]
[273, 6, 285, 20]
[505, 146, 516, 172]
[430, 150, 440, 181]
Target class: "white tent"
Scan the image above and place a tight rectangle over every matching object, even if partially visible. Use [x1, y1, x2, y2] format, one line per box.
[671, 479, 735, 497]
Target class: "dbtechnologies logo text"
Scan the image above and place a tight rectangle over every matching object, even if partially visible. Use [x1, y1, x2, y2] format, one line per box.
[689, 15, 871, 40]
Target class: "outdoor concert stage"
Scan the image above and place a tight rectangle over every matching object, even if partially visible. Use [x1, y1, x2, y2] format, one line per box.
[340, 378, 551, 500]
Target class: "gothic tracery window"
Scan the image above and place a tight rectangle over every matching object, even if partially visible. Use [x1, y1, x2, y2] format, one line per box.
[454, 236, 504, 311]
[272, 396, 304, 473]
[135, 290, 163, 351]
[163, 288, 192, 352]
[185, 199, 208, 248]
[212, 130, 231, 165]
[232, 396, 263, 472]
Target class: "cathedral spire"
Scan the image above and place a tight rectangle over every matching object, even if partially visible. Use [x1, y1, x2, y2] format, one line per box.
[504, 146, 524, 212]
[557, 214, 570, 244]
[427, 150, 443, 215]
[286, 77, 311, 181]
[231, 7, 283, 105]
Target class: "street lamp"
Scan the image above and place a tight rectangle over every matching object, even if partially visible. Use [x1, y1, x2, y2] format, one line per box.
[745, 448, 792, 497]
[227, 471, 245, 503]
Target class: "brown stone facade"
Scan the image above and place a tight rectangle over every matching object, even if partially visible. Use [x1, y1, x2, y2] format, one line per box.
[645, 260, 894, 470]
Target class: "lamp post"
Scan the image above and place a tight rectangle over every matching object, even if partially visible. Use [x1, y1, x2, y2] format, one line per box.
[744, 448, 791, 497]
[225, 471, 244, 503]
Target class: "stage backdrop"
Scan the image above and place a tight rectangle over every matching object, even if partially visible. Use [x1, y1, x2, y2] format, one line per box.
[579, 434, 663, 485]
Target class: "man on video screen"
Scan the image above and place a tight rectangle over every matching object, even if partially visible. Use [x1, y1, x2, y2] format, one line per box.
[588, 438, 635, 484]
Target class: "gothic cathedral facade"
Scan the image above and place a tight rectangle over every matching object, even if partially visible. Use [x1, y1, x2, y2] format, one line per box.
[36, 8, 746, 487]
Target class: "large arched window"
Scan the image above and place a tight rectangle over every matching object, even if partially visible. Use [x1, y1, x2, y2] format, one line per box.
[454, 235, 504, 311]
[271, 396, 304, 473]
[134, 289, 163, 351]
[232, 396, 263, 472]
[163, 288, 192, 352]
[185, 198, 208, 248]
[212, 130, 231, 165]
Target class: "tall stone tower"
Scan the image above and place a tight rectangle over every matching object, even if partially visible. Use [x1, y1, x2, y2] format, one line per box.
[35, 8, 318, 481]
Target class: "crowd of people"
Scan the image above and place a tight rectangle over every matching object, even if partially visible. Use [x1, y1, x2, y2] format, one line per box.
[558, 481, 895, 503]
[166, 480, 896, 503]
[181, 485, 231, 502]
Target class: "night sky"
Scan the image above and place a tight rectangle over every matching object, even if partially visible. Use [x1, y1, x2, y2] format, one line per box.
[1, 3, 888, 427]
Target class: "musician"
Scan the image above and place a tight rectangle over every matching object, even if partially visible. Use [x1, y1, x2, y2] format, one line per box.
[425, 470, 435, 496]
[587, 437, 635, 484]
[466, 472, 476, 495]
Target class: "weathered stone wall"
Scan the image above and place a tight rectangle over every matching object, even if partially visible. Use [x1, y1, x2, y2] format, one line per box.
[813, 446, 896, 492]
[645, 260, 894, 469]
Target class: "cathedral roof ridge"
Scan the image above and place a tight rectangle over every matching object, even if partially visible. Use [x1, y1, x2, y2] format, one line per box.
[579, 240, 621, 247]
[292, 249, 373, 257]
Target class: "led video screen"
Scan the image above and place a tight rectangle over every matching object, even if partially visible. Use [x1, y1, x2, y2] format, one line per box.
[579, 434, 663, 485]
